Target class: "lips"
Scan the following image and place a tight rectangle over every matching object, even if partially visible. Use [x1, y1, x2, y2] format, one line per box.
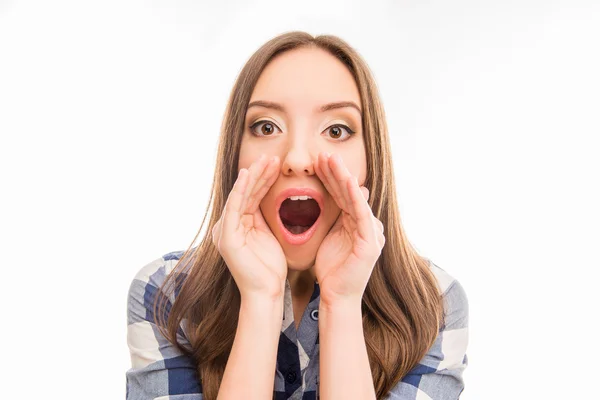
[275, 187, 324, 245]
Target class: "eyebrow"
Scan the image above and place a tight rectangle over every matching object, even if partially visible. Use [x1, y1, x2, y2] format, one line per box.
[247, 100, 362, 116]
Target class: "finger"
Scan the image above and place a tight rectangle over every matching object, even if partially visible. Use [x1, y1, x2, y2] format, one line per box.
[376, 217, 384, 233]
[359, 187, 382, 234]
[359, 186, 383, 236]
[329, 153, 354, 215]
[360, 186, 369, 202]
[314, 152, 336, 203]
[341, 207, 357, 233]
[330, 209, 345, 233]
[360, 186, 384, 236]
[252, 201, 271, 231]
[320, 152, 350, 212]
[240, 154, 270, 214]
[378, 229, 386, 247]
[376, 227, 386, 250]
[222, 168, 250, 242]
[211, 218, 221, 247]
[347, 176, 376, 242]
[246, 156, 280, 213]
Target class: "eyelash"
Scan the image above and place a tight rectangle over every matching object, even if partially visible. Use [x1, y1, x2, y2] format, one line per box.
[248, 120, 356, 141]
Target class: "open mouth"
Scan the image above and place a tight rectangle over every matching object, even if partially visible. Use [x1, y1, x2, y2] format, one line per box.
[275, 187, 324, 246]
[279, 197, 321, 235]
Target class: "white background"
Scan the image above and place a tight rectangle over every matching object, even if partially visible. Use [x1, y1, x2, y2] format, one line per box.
[1, 0, 598, 398]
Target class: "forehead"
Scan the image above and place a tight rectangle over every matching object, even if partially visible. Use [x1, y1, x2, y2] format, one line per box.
[248, 47, 361, 116]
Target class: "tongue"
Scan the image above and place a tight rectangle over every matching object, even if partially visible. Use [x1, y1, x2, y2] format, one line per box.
[284, 224, 310, 234]
[279, 199, 320, 226]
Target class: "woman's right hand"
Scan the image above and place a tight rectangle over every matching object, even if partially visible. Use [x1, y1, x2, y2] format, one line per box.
[211, 154, 287, 301]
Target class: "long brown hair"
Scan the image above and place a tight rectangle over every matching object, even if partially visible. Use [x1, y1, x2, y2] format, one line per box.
[153, 31, 445, 400]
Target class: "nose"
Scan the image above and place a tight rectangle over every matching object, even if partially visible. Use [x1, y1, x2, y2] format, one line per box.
[280, 142, 315, 177]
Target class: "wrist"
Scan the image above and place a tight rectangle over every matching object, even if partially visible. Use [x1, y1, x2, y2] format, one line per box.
[239, 280, 286, 305]
[241, 293, 284, 313]
[319, 296, 363, 313]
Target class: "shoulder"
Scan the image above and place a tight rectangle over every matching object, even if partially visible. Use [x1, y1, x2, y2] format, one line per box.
[129, 250, 187, 292]
[387, 260, 469, 398]
[126, 251, 202, 396]
[127, 250, 193, 349]
[127, 249, 190, 326]
[426, 258, 469, 331]
[424, 258, 469, 373]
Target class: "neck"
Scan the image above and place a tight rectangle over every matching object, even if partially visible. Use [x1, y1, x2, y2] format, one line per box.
[286, 266, 317, 296]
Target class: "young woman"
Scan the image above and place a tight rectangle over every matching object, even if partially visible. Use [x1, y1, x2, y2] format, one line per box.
[126, 31, 469, 400]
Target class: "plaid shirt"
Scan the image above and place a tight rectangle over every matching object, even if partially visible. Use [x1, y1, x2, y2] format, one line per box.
[126, 250, 469, 399]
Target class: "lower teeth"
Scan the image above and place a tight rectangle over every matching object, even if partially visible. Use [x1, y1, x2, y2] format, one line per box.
[284, 224, 311, 235]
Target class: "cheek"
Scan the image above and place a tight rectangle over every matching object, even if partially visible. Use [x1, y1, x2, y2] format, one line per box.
[237, 152, 256, 172]
[258, 187, 279, 219]
[344, 160, 367, 185]
[337, 146, 367, 183]
[357, 156, 368, 185]
[238, 139, 257, 171]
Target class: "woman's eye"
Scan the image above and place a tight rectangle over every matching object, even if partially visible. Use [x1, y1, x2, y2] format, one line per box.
[326, 124, 355, 140]
[249, 120, 281, 136]
[249, 120, 355, 141]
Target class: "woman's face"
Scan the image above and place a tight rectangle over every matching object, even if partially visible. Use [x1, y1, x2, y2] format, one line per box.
[238, 47, 367, 270]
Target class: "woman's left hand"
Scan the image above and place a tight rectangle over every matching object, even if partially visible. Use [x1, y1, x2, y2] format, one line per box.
[313, 152, 386, 307]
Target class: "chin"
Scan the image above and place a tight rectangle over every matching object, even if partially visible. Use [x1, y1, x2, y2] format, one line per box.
[285, 256, 316, 270]
[278, 226, 327, 268]
[280, 242, 318, 270]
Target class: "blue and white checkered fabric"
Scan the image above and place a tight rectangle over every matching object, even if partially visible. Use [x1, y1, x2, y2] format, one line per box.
[126, 250, 469, 399]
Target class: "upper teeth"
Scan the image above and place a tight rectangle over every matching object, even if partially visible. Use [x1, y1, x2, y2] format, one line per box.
[288, 195, 312, 201]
